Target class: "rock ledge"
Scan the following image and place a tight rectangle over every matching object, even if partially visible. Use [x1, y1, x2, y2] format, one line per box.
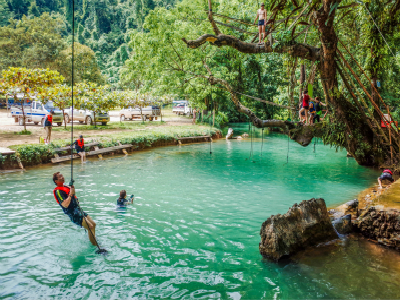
[259, 198, 338, 260]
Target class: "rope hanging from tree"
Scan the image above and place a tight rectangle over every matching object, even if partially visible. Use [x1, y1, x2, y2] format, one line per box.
[70, 0, 107, 255]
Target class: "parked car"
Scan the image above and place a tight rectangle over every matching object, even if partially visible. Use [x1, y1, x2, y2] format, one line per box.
[10, 100, 63, 126]
[119, 105, 161, 121]
[172, 100, 192, 116]
[64, 107, 110, 126]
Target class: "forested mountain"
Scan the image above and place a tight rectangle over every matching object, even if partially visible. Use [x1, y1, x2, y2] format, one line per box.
[2, 0, 176, 83]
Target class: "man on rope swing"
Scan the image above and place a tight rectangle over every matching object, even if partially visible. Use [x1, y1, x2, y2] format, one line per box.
[52, 172, 98, 246]
[254, 3, 267, 44]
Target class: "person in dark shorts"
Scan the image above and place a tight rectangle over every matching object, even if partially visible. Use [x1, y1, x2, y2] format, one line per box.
[254, 3, 267, 44]
[298, 90, 310, 125]
[73, 135, 86, 163]
[378, 169, 395, 189]
[53, 172, 98, 246]
[116, 190, 134, 207]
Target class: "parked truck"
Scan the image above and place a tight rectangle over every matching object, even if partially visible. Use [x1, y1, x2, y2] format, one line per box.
[172, 100, 192, 116]
[10, 100, 63, 126]
[63, 108, 110, 126]
[119, 105, 161, 121]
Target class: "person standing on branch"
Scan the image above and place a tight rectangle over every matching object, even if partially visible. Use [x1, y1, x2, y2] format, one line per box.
[254, 3, 267, 44]
[43, 110, 54, 144]
[299, 90, 310, 125]
[52, 172, 98, 246]
[73, 135, 86, 163]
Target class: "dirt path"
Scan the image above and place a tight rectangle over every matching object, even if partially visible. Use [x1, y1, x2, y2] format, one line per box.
[0, 110, 194, 147]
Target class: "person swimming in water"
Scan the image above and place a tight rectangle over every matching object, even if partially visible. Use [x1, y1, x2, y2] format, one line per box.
[116, 190, 134, 206]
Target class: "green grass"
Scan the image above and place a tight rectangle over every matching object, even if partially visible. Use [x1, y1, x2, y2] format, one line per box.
[52, 121, 167, 132]
[14, 130, 32, 135]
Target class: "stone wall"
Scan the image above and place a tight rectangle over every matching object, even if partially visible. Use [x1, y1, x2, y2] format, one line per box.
[355, 207, 400, 250]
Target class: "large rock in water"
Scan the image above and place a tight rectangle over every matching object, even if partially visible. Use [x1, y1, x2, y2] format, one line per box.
[259, 198, 338, 260]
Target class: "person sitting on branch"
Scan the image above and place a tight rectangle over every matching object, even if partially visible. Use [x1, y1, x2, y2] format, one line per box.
[254, 3, 267, 44]
[53, 172, 98, 246]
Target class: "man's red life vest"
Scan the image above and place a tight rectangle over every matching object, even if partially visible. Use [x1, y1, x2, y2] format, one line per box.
[77, 139, 84, 148]
[47, 114, 53, 123]
[383, 169, 393, 175]
[53, 186, 71, 204]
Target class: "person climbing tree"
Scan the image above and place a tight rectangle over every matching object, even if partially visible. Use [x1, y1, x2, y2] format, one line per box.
[298, 90, 310, 125]
[52, 172, 98, 246]
[313, 97, 326, 123]
[254, 3, 267, 44]
[308, 100, 316, 125]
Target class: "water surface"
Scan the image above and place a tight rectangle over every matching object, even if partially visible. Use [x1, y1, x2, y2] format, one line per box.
[1, 125, 399, 299]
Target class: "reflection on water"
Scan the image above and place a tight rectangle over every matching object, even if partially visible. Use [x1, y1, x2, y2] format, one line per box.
[1, 125, 399, 299]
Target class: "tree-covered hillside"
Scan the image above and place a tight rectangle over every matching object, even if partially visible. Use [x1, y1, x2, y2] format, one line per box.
[2, 0, 176, 83]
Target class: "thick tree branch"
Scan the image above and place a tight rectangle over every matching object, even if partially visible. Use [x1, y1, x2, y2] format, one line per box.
[207, 0, 221, 35]
[182, 34, 320, 61]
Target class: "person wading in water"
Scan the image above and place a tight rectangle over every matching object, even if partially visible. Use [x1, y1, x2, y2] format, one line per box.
[53, 172, 98, 246]
[254, 3, 267, 44]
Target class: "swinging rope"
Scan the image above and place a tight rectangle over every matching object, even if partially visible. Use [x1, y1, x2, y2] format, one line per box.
[260, 128, 264, 157]
[70, 0, 75, 186]
[286, 133, 290, 164]
[70, 0, 106, 255]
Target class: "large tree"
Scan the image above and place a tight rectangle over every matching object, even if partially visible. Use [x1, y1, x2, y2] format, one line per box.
[181, 0, 400, 166]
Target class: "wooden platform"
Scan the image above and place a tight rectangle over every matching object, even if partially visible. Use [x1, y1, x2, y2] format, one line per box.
[176, 135, 212, 145]
[52, 144, 135, 163]
[0, 148, 25, 171]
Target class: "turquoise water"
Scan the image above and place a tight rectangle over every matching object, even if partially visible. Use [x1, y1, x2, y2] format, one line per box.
[1, 125, 400, 299]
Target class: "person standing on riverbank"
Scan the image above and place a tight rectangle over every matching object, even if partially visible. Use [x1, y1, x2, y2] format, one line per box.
[52, 172, 98, 246]
[73, 135, 86, 163]
[43, 110, 54, 144]
[378, 169, 394, 189]
[254, 3, 267, 44]
[192, 109, 196, 125]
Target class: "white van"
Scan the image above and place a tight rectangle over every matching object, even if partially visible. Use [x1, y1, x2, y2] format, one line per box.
[11, 99, 63, 126]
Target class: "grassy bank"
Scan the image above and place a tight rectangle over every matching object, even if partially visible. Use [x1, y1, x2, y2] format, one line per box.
[1, 126, 221, 170]
[52, 121, 167, 132]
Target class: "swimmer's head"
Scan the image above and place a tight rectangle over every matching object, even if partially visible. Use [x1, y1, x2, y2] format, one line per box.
[120, 190, 127, 198]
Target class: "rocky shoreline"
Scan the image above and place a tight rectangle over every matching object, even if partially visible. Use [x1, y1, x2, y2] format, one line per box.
[259, 182, 400, 261]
